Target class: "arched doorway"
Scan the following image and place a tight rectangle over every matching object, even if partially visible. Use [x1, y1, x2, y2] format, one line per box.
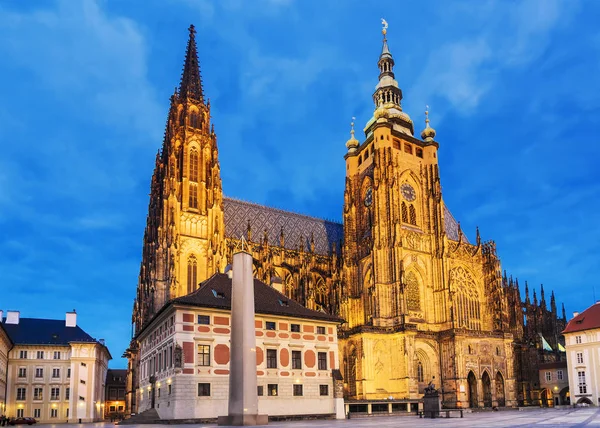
[559, 387, 570, 405]
[495, 371, 505, 407]
[540, 389, 551, 407]
[482, 371, 492, 407]
[467, 371, 478, 408]
[577, 397, 592, 406]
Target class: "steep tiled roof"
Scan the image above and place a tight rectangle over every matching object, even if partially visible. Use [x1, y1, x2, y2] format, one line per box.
[444, 205, 468, 243]
[2, 318, 97, 346]
[223, 197, 467, 251]
[563, 302, 600, 334]
[223, 197, 343, 255]
[173, 273, 343, 323]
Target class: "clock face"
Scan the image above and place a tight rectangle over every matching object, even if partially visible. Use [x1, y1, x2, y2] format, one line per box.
[401, 183, 416, 202]
[364, 187, 373, 207]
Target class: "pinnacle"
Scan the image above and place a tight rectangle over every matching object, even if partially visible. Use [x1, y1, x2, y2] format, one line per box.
[178, 24, 204, 102]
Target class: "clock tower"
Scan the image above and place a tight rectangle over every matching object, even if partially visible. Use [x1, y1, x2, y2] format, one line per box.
[341, 23, 444, 330]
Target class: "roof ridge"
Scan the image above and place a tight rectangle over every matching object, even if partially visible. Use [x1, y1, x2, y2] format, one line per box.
[223, 195, 342, 226]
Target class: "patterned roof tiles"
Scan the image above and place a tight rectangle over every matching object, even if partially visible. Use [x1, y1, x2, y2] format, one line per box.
[223, 197, 343, 255]
[444, 205, 469, 243]
[223, 197, 466, 251]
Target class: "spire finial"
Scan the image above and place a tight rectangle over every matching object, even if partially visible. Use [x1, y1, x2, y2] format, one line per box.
[421, 105, 437, 141]
[381, 18, 388, 37]
[179, 24, 204, 101]
[345, 116, 359, 153]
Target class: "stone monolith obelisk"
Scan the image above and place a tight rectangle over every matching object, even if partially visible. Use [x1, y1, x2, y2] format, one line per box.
[218, 250, 268, 426]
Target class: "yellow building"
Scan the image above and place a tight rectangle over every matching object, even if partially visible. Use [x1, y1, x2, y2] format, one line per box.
[0, 316, 13, 416]
[3, 311, 111, 423]
[127, 23, 569, 411]
[563, 302, 600, 406]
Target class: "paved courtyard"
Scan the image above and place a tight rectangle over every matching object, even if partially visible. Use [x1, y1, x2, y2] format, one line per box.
[35, 408, 600, 428]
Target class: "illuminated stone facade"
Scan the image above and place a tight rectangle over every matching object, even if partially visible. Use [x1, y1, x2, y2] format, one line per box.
[129, 25, 567, 410]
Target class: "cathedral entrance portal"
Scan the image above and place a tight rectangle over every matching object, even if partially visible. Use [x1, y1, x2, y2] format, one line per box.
[482, 371, 492, 407]
[467, 371, 478, 408]
[495, 371, 505, 407]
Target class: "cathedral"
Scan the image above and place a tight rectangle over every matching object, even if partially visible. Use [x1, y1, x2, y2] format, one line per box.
[127, 24, 567, 411]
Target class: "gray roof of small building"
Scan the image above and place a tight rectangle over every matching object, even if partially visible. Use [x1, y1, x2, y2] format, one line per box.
[172, 273, 344, 323]
[2, 318, 97, 346]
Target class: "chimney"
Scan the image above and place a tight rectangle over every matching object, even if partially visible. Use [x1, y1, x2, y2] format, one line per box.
[6, 311, 20, 325]
[66, 310, 77, 327]
[270, 276, 283, 294]
[573, 312, 579, 318]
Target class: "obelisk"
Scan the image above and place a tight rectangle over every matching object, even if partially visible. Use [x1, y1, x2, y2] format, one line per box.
[218, 250, 268, 426]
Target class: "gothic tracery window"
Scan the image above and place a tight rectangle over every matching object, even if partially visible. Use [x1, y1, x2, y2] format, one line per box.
[189, 183, 198, 209]
[187, 255, 197, 294]
[190, 111, 199, 128]
[417, 361, 424, 382]
[401, 202, 408, 223]
[406, 271, 421, 311]
[409, 205, 417, 225]
[189, 148, 199, 182]
[450, 267, 481, 330]
[189, 148, 199, 209]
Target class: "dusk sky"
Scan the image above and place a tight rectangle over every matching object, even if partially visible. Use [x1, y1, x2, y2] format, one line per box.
[1, 0, 599, 368]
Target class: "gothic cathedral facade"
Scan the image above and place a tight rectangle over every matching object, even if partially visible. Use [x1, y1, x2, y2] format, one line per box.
[129, 25, 566, 410]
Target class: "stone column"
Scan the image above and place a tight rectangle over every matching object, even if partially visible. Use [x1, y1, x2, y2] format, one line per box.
[218, 251, 268, 426]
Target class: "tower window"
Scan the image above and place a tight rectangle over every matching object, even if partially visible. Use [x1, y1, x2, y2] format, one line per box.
[189, 149, 199, 182]
[178, 109, 184, 126]
[189, 183, 198, 209]
[358, 155, 362, 166]
[190, 111, 199, 128]
[187, 255, 197, 294]
[416, 148, 423, 158]
[404, 143, 412, 154]
[409, 204, 417, 225]
[401, 202, 408, 223]
[393, 139, 400, 150]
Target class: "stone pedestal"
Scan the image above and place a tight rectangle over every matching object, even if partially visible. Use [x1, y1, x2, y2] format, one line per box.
[423, 391, 442, 418]
[218, 250, 268, 426]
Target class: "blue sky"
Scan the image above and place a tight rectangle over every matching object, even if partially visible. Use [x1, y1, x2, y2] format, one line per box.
[1, 0, 599, 368]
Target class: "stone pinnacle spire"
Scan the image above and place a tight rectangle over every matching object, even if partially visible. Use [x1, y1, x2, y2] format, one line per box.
[179, 24, 204, 102]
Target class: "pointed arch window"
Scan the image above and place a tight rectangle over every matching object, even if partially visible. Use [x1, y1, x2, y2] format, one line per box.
[189, 183, 198, 209]
[409, 205, 417, 225]
[406, 272, 421, 311]
[417, 361, 424, 382]
[189, 148, 199, 182]
[178, 109, 184, 127]
[190, 111, 199, 128]
[187, 255, 197, 294]
[401, 202, 408, 223]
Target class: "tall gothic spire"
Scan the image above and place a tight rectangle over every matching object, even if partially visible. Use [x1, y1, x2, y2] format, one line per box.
[179, 24, 204, 102]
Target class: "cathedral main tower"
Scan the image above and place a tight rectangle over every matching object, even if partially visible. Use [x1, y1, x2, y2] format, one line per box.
[338, 23, 515, 407]
[132, 25, 225, 334]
